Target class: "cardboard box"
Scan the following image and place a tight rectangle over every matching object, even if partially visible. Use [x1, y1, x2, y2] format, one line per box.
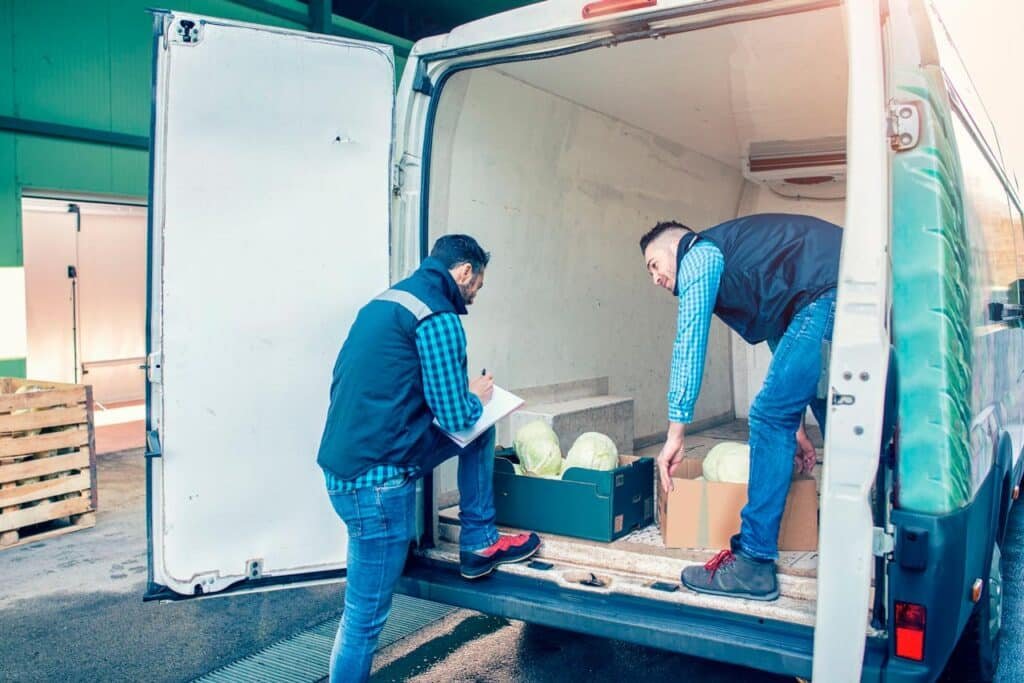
[659, 458, 817, 551]
[493, 451, 655, 542]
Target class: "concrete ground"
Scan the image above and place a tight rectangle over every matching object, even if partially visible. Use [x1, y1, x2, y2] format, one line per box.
[1, 448, 1021, 682]
[369, 498, 1024, 682]
[0, 448, 345, 683]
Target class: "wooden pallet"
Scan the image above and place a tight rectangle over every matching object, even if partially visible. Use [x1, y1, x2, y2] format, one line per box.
[0, 377, 98, 549]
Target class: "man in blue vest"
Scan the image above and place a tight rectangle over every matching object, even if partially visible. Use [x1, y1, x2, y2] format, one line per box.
[640, 213, 840, 601]
[317, 234, 540, 681]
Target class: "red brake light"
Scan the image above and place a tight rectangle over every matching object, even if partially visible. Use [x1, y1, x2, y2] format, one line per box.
[894, 602, 926, 661]
[582, 0, 657, 19]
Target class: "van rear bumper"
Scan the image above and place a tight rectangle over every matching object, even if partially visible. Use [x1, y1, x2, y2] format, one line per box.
[397, 555, 887, 679]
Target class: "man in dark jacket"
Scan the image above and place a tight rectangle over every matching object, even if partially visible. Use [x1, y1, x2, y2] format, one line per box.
[318, 234, 540, 682]
[640, 213, 840, 601]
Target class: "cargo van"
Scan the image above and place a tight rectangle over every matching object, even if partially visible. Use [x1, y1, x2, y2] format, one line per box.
[144, 1, 1024, 680]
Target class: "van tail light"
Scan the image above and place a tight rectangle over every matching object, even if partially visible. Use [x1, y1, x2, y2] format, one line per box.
[894, 602, 926, 661]
[582, 0, 657, 19]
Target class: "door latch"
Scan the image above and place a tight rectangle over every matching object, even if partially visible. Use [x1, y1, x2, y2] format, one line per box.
[392, 163, 404, 196]
[887, 101, 921, 152]
[989, 301, 1024, 322]
[172, 18, 202, 45]
[145, 352, 163, 384]
[831, 391, 856, 406]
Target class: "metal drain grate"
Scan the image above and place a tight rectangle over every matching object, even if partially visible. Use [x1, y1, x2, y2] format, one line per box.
[193, 594, 454, 682]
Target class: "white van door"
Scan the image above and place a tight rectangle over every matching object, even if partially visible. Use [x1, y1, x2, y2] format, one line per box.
[147, 12, 394, 597]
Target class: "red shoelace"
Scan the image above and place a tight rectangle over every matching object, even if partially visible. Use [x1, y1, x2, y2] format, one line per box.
[703, 549, 736, 579]
[482, 533, 530, 557]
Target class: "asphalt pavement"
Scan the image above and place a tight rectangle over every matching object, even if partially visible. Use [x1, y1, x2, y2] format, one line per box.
[1, 449, 1021, 682]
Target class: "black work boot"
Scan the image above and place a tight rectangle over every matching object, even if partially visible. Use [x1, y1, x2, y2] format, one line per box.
[680, 548, 780, 601]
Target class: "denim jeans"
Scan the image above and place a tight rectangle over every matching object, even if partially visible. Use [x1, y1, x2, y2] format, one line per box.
[325, 426, 498, 682]
[739, 291, 836, 561]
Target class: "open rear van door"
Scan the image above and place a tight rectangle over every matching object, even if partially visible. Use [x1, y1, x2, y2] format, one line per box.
[813, 0, 892, 677]
[146, 12, 393, 598]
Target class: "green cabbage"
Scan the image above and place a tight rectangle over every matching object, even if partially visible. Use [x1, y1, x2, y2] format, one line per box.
[513, 420, 563, 477]
[702, 442, 750, 483]
[562, 432, 619, 474]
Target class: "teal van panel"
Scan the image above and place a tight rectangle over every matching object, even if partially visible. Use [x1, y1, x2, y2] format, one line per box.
[893, 64, 1024, 514]
[0, 358, 27, 378]
[891, 67, 974, 514]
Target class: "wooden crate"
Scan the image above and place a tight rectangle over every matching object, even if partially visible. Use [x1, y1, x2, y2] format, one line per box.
[0, 377, 98, 549]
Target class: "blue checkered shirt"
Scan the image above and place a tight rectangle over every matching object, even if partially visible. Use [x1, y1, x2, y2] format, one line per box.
[669, 240, 724, 424]
[325, 312, 483, 492]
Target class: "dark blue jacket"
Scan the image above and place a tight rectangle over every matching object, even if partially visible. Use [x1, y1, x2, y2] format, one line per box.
[316, 258, 466, 480]
[690, 213, 841, 344]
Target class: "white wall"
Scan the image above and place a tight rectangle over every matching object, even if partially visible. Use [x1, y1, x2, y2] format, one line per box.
[429, 68, 746, 442]
[729, 182, 846, 420]
[0, 267, 27, 365]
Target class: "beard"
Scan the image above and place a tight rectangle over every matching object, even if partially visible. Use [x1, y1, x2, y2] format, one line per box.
[459, 283, 476, 305]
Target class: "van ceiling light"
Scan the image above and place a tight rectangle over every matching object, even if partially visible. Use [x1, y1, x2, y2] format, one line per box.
[582, 0, 657, 19]
[749, 136, 843, 179]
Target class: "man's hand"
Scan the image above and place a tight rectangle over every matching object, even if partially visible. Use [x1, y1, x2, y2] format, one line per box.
[469, 373, 494, 405]
[794, 423, 817, 474]
[657, 422, 687, 493]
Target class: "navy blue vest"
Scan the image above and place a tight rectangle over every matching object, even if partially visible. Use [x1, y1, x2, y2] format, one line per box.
[316, 258, 467, 480]
[687, 213, 841, 344]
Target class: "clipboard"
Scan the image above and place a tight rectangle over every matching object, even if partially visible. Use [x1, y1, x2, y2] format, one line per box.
[436, 385, 524, 447]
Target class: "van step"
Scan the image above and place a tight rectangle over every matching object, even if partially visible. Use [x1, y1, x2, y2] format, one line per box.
[420, 543, 818, 626]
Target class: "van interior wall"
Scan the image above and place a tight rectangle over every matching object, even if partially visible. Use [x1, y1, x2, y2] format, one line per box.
[428, 67, 744, 458]
[426, 7, 848, 500]
[729, 184, 846, 422]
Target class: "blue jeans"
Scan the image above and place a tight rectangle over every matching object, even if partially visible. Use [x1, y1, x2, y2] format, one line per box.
[325, 427, 498, 682]
[739, 291, 836, 561]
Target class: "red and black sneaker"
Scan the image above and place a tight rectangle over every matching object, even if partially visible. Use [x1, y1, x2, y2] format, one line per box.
[459, 532, 541, 579]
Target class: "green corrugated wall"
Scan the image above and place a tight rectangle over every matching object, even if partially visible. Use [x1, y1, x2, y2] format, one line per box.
[0, 0, 415, 376]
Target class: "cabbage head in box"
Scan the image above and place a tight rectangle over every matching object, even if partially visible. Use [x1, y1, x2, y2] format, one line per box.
[563, 432, 619, 474]
[513, 420, 563, 478]
[702, 442, 750, 483]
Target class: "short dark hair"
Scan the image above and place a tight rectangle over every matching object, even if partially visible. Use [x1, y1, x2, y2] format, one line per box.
[639, 220, 692, 254]
[430, 234, 491, 272]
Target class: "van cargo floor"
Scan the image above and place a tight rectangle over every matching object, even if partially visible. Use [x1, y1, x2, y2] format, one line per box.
[428, 420, 836, 628]
[427, 518, 820, 626]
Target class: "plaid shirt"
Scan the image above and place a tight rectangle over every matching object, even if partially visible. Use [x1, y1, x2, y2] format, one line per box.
[326, 311, 483, 492]
[669, 240, 724, 424]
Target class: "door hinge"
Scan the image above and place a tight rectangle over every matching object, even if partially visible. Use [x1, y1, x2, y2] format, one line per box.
[887, 101, 921, 152]
[412, 60, 432, 95]
[145, 430, 162, 459]
[872, 526, 895, 557]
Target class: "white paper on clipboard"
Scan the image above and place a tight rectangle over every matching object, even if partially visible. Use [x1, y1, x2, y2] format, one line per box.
[436, 385, 524, 447]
